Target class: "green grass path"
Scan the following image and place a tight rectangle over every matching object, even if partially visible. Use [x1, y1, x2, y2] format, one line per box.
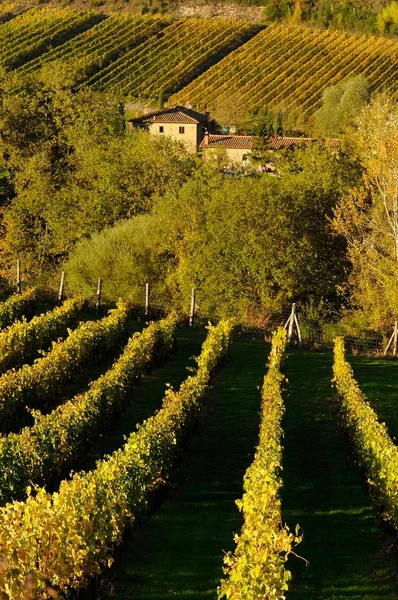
[346, 355, 398, 441]
[85, 327, 208, 471]
[100, 334, 267, 600]
[282, 351, 398, 600]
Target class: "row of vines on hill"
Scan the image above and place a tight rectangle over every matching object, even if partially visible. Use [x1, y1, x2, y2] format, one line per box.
[0, 313, 178, 505]
[0, 6, 99, 68]
[85, 18, 259, 100]
[20, 14, 167, 82]
[2, 8, 397, 116]
[170, 23, 398, 119]
[0, 318, 233, 599]
[0, 300, 129, 433]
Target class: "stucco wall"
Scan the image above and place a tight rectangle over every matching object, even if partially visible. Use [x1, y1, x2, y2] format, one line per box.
[148, 122, 198, 153]
[203, 147, 252, 164]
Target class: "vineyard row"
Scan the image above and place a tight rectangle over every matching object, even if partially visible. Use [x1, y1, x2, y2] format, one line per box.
[0, 317, 233, 599]
[0, 300, 129, 433]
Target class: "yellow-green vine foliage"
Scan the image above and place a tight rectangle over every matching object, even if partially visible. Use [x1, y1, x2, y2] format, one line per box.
[0, 313, 178, 505]
[0, 288, 37, 331]
[218, 327, 301, 600]
[332, 337, 398, 531]
[0, 296, 83, 374]
[0, 318, 233, 598]
[0, 300, 130, 434]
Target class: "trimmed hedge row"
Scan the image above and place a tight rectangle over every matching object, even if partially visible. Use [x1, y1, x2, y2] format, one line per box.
[0, 300, 129, 433]
[0, 295, 83, 374]
[332, 337, 398, 532]
[218, 327, 301, 600]
[0, 288, 37, 330]
[0, 318, 233, 599]
[0, 313, 178, 505]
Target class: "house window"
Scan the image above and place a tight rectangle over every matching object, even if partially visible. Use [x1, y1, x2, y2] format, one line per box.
[179, 126, 185, 134]
[159, 126, 164, 133]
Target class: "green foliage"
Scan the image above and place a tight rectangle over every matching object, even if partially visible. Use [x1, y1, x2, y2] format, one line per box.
[314, 75, 370, 137]
[0, 317, 233, 598]
[0, 312, 178, 505]
[218, 327, 301, 600]
[377, 1, 398, 34]
[0, 295, 83, 373]
[0, 287, 36, 329]
[0, 300, 129, 433]
[64, 145, 351, 324]
[0, 68, 196, 275]
[64, 217, 170, 306]
[333, 94, 398, 329]
[153, 147, 350, 321]
[332, 337, 398, 532]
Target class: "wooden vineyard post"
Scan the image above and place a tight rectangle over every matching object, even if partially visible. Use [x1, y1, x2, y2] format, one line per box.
[96, 278, 102, 314]
[145, 283, 150, 318]
[284, 302, 302, 346]
[287, 303, 295, 344]
[384, 320, 398, 356]
[58, 271, 65, 305]
[294, 312, 302, 345]
[189, 288, 196, 327]
[16, 259, 21, 294]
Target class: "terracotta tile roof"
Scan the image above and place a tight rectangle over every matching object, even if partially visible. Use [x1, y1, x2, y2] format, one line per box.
[267, 136, 340, 151]
[129, 105, 208, 124]
[200, 134, 253, 149]
[268, 136, 315, 149]
[200, 134, 340, 152]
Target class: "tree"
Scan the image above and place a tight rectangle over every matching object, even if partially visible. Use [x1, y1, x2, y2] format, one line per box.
[314, 75, 370, 137]
[333, 94, 398, 328]
[65, 146, 352, 325]
[377, 1, 398, 34]
[0, 68, 196, 276]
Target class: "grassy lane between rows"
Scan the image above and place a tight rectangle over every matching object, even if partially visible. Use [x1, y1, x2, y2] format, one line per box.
[282, 350, 397, 600]
[85, 326, 208, 473]
[97, 333, 268, 600]
[345, 355, 398, 441]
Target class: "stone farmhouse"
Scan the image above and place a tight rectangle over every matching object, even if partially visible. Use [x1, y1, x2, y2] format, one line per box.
[128, 105, 340, 164]
[128, 105, 209, 154]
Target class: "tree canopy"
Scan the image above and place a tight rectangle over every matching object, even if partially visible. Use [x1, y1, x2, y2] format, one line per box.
[333, 94, 398, 329]
[313, 75, 370, 137]
[65, 145, 353, 324]
[0, 67, 196, 276]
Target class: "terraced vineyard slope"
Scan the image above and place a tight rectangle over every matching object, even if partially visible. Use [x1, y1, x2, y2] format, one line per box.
[170, 23, 398, 120]
[0, 7, 397, 124]
[19, 14, 167, 82]
[83, 17, 260, 100]
[0, 6, 100, 68]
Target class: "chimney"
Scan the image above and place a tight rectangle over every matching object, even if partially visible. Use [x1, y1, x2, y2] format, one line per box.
[184, 101, 192, 110]
[203, 130, 209, 146]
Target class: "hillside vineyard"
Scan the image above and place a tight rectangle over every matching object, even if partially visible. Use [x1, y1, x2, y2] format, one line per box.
[0, 6, 395, 119]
